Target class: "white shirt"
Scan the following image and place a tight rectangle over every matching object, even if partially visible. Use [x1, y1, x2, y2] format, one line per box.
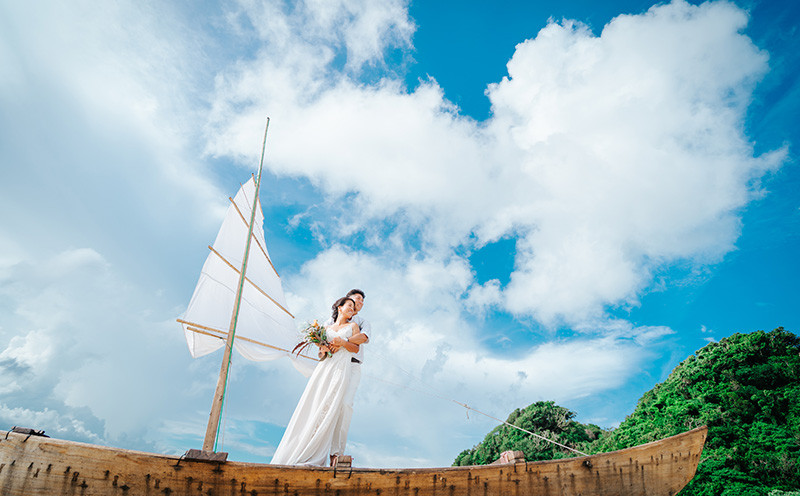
[325, 314, 370, 363]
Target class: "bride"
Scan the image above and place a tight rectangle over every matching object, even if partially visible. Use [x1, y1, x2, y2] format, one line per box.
[271, 296, 364, 466]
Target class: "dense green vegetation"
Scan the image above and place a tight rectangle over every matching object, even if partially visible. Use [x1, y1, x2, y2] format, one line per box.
[453, 401, 603, 465]
[453, 328, 800, 495]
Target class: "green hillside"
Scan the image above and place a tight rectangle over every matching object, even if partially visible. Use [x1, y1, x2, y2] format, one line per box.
[453, 401, 603, 466]
[453, 328, 800, 495]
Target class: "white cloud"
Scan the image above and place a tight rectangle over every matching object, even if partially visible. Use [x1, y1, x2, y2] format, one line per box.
[230, 0, 414, 72]
[0, 0, 787, 470]
[196, 0, 786, 464]
[488, 0, 785, 323]
[208, 0, 786, 327]
[0, 0, 225, 283]
[488, 1, 774, 232]
[0, 249, 198, 442]
[0, 404, 104, 443]
[0, 330, 57, 376]
[279, 247, 672, 466]
[464, 278, 503, 314]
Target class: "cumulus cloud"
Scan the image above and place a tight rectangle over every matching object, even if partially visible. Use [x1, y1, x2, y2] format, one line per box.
[0, 0, 787, 469]
[208, 0, 786, 327]
[228, 0, 413, 72]
[278, 247, 675, 466]
[490, 1, 785, 321]
[0, 0, 241, 451]
[0, 249, 184, 443]
[198, 0, 786, 463]
[0, 0, 224, 284]
[0, 245, 670, 466]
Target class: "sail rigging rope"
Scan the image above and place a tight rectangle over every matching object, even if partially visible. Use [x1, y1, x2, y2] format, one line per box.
[200, 314, 589, 457]
[363, 348, 590, 458]
[205, 333, 589, 457]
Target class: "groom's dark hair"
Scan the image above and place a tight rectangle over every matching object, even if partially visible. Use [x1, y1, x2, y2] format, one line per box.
[346, 289, 365, 299]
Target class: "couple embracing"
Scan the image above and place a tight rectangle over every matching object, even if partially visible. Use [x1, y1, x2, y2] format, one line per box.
[271, 289, 370, 467]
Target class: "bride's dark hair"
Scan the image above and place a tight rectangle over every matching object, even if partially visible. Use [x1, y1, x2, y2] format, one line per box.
[331, 296, 356, 322]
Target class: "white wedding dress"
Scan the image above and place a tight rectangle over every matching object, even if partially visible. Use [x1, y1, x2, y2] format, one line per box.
[271, 323, 357, 466]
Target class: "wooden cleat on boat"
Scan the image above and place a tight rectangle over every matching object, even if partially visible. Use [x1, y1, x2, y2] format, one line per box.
[333, 455, 352, 469]
[9, 426, 49, 438]
[492, 450, 526, 464]
[182, 449, 228, 462]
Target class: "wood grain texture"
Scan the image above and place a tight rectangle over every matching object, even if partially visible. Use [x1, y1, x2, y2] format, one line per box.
[0, 426, 706, 496]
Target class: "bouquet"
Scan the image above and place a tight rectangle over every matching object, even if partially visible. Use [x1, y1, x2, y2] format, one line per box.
[292, 320, 331, 358]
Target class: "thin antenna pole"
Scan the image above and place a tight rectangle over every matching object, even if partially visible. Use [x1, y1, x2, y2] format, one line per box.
[202, 118, 270, 452]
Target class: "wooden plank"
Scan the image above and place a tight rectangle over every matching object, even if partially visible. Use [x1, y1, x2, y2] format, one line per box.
[0, 426, 708, 496]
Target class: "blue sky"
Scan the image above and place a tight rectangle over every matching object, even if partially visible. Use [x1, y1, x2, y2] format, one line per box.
[1, 0, 798, 468]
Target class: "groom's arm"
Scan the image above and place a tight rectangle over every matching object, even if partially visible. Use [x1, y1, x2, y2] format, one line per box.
[348, 333, 368, 345]
[330, 338, 360, 353]
[331, 333, 365, 353]
[353, 317, 370, 344]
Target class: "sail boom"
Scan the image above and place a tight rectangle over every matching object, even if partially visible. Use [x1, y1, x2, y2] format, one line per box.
[178, 318, 227, 336]
[179, 319, 317, 362]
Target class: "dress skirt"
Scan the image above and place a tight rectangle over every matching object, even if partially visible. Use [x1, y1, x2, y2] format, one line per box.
[271, 346, 355, 466]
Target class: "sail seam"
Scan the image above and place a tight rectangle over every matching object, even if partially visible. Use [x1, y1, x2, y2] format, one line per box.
[228, 196, 279, 278]
[207, 245, 295, 318]
[195, 269, 292, 327]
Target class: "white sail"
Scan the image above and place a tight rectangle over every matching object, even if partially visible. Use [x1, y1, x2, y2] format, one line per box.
[180, 177, 296, 361]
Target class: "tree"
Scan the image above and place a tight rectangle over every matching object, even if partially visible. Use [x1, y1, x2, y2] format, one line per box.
[453, 328, 800, 495]
[589, 328, 800, 495]
[453, 400, 602, 466]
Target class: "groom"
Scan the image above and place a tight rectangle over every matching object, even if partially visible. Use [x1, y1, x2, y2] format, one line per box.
[325, 289, 370, 465]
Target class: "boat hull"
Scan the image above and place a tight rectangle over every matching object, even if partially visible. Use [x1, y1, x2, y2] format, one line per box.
[0, 426, 706, 496]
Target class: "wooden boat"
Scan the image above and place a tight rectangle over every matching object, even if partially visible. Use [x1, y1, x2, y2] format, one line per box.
[0, 425, 707, 496]
[0, 120, 708, 494]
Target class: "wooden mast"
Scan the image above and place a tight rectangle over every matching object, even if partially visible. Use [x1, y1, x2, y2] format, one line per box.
[201, 118, 271, 453]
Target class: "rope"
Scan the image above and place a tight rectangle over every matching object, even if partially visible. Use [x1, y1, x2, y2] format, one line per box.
[363, 349, 590, 458]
